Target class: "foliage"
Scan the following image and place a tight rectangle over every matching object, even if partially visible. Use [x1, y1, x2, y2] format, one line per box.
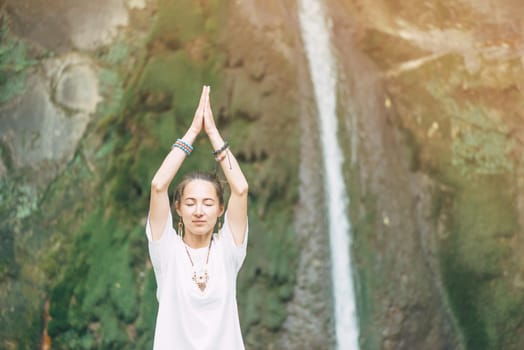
[48, 210, 141, 349]
[0, 15, 36, 104]
[450, 103, 514, 175]
[440, 175, 524, 349]
[0, 178, 37, 285]
[423, 61, 516, 177]
[0, 176, 48, 348]
[3, 0, 300, 348]
[416, 56, 524, 349]
[104, 42, 131, 65]
[238, 202, 297, 333]
[96, 68, 125, 119]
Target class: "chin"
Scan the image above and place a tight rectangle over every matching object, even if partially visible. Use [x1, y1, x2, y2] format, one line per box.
[189, 227, 213, 236]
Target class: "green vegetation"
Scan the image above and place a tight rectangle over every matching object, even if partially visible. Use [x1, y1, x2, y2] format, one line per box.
[440, 175, 524, 350]
[0, 15, 36, 104]
[48, 209, 140, 349]
[238, 202, 297, 332]
[436, 97, 514, 176]
[40, 0, 300, 348]
[422, 57, 524, 349]
[104, 42, 131, 65]
[96, 68, 125, 119]
[422, 56, 518, 177]
[388, 52, 524, 349]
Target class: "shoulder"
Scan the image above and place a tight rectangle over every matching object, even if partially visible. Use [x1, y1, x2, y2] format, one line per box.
[221, 211, 248, 247]
[218, 212, 248, 271]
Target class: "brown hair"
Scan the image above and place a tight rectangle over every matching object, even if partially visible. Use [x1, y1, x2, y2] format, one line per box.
[173, 172, 225, 207]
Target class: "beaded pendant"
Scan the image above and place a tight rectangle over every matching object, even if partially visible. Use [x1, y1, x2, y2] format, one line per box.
[184, 238, 213, 293]
[192, 267, 209, 292]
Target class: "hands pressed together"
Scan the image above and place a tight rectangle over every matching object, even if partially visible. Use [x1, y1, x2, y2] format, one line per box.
[189, 85, 219, 138]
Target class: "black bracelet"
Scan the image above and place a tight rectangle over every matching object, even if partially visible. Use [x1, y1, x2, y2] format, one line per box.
[212, 141, 229, 156]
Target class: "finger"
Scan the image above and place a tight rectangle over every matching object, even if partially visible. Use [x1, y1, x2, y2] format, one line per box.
[205, 102, 215, 127]
[196, 85, 207, 114]
[199, 85, 207, 105]
[204, 86, 211, 112]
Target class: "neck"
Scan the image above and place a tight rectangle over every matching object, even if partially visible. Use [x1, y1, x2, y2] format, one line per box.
[183, 232, 213, 248]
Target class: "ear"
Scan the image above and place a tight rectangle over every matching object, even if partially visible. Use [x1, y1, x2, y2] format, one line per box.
[175, 201, 182, 216]
[219, 205, 225, 217]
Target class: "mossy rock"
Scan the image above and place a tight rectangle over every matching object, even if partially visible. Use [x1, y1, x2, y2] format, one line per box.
[440, 174, 523, 350]
[0, 16, 36, 104]
[3, 0, 300, 348]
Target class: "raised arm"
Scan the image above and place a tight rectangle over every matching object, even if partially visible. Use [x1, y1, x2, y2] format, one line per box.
[203, 87, 249, 245]
[148, 86, 206, 241]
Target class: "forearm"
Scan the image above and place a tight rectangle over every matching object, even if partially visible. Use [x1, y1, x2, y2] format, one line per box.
[208, 131, 248, 195]
[151, 129, 198, 192]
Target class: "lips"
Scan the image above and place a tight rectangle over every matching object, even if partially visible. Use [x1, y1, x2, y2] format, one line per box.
[192, 220, 206, 224]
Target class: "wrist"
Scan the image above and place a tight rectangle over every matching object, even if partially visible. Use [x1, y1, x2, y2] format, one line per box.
[183, 129, 199, 143]
[172, 139, 193, 156]
[213, 141, 229, 157]
[207, 130, 223, 145]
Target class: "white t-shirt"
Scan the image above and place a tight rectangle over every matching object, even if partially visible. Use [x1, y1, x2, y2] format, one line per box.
[145, 210, 248, 350]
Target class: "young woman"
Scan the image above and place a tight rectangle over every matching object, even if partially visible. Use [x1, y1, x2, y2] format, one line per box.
[146, 85, 249, 349]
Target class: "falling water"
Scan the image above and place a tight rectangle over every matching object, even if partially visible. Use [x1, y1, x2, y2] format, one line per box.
[298, 1, 360, 349]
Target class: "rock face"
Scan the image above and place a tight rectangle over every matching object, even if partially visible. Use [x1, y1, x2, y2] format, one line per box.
[2, 0, 303, 349]
[323, 0, 524, 349]
[2, 0, 524, 349]
[0, 54, 99, 187]
[6, 0, 136, 51]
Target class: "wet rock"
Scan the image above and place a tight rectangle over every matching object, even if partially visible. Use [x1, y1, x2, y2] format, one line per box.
[382, 339, 398, 350]
[8, 0, 524, 349]
[0, 54, 99, 187]
[49, 54, 101, 113]
[0, 159, 5, 178]
[66, 0, 129, 50]
[6, 0, 132, 51]
[126, 0, 148, 10]
[325, 0, 524, 349]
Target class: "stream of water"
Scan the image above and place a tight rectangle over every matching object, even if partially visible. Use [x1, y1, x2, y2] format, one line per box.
[298, 1, 360, 348]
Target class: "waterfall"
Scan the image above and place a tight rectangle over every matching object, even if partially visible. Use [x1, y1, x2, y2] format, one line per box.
[298, 1, 360, 349]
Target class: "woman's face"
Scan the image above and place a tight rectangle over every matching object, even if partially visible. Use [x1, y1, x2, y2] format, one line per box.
[176, 179, 224, 237]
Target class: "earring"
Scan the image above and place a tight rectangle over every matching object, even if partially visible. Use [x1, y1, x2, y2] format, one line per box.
[178, 217, 184, 237]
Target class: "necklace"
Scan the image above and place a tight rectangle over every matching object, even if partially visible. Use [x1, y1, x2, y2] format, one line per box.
[184, 237, 213, 292]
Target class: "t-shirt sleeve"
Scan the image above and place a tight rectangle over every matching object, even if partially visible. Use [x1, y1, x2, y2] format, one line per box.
[145, 211, 176, 301]
[219, 211, 248, 273]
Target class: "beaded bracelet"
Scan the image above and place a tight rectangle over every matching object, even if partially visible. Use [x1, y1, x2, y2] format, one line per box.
[212, 141, 229, 156]
[215, 150, 227, 162]
[172, 139, 193, 156]
[213, 141, 232, 170]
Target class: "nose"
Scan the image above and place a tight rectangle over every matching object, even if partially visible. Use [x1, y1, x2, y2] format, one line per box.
[194, 203, 204, 216]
